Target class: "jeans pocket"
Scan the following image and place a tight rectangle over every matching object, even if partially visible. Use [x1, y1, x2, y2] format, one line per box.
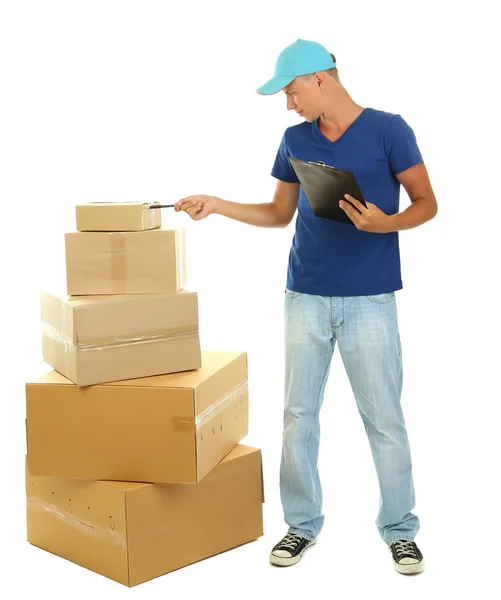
[365, 291, 396, 304]
[285, 288, 302, 299]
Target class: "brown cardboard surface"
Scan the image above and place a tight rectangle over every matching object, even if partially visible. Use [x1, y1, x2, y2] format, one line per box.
[65, 227, 186, 295]
[41, 290, 201, 386]
[26, 444, 264, 587]
[26, 350, 249, 483]
[76, 202, 161, 232]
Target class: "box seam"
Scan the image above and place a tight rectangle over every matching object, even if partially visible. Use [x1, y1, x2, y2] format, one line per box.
[125, 490, 131, 587]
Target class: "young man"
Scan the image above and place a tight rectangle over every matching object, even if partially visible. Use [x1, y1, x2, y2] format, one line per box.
[175, 39, 437, 575]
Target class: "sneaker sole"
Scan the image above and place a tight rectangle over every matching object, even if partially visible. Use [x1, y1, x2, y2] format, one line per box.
[269, 539, 317, 567]
[393, 559, 425, 575]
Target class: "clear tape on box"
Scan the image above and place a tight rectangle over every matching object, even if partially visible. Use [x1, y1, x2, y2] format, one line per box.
[27, 496, 127, 547]
[42, 322, 199, 350]
[194, 381, 248, 431]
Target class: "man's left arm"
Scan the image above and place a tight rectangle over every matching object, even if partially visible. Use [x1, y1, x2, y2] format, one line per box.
[387, 162, 438, 232]
[340, 162, 438, 233]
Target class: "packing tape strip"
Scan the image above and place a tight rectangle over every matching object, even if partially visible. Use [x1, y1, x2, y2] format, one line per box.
[41, 291, 72, 342]
[194, 381, 248, 431]
[110, 233, 127, 294]
[41, 323, 74, 379]
[60, 296, 70, 337]
[27, 496, 126, 548]
[42, 322, 199, 350]
[171, 381, 247, 432]
[42, 323, 73, 345]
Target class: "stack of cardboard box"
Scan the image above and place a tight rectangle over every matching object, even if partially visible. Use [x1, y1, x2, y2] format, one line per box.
[25, 202, 264, 586]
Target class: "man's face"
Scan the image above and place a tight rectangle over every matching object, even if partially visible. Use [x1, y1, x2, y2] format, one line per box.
[283, 75, 322, 121]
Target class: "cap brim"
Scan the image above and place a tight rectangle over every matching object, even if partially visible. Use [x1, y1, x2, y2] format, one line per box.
[256, 75, 296, 95]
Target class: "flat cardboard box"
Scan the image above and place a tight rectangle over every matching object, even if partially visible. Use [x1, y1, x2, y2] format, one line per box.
[41, 290, 201, 386]
[26, 350, 249, 483]
[26, 444, 264, 587]
[65, 226, 186, 295]
[76, 202, 161, 232]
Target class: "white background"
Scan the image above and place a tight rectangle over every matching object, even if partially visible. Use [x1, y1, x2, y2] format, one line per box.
[1, 0, 500, 597]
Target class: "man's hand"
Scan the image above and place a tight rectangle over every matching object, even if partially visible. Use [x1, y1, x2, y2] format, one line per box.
[339, 194, 392, 233]
[175, 195, 217, 221]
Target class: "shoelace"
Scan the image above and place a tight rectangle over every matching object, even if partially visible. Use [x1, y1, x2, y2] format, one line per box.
[279, 534, 303, 550]
[393, 540, 418, 559]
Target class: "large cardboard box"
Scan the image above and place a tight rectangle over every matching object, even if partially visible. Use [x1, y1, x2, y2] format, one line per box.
[65, 226, 186, 295]
[26, 350, 249, 483]
[76, 202, 161, 232]
[41, 290, 201, 387]
[26, 444, 264, 587]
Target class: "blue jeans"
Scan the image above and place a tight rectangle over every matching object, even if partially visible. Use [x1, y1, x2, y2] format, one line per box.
[280, 289, 420, 545]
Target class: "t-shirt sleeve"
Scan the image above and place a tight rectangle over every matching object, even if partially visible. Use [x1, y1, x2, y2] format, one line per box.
[271, 131, 300, 183]
[384, 114, 423, 176]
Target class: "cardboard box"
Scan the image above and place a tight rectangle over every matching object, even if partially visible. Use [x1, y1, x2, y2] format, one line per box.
[26, 350, 249, 483]
[26, 444, 264, 587]
[65, 226, 186, 295]
[41, 290, 201, 387]
[76, 202, 161, 232]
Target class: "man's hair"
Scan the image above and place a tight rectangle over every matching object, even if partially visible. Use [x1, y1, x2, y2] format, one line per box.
[300, 53, 339, 82]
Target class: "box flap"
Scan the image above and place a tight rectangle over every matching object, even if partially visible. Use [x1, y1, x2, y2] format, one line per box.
[109, 350, 246, 389]
[42, 288, 193, 308]
[72, 292, 197, 347]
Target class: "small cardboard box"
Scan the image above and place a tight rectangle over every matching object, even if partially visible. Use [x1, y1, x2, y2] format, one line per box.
[26, 444, 264, 587]
[65, 227, 186, 295]
[26, 350, 249, 483]
[41, 289, 201, 386]
[76, 202, 161, 232]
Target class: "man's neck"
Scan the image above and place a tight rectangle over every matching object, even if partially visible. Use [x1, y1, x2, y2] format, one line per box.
[318, 95, 365, 134]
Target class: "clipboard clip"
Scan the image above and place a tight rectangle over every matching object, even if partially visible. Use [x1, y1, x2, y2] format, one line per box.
[308, 161, 336, 169]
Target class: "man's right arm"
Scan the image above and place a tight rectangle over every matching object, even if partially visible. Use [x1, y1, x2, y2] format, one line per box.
[175, 180, 300, 228]
[215, 180, 299, 227]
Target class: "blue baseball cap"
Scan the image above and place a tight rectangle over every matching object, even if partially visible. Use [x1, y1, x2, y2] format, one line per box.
[257, 39, 336, 95]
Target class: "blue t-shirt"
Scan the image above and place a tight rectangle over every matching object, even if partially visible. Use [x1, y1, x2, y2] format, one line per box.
[271, 107, 423, 296]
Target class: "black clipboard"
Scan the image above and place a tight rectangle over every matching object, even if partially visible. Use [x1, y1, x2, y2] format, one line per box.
[289, 157, 367, 225]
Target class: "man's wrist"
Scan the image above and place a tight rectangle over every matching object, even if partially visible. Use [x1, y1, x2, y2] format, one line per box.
[211, 195, 222, 215]
[386, 214, 398, 233]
